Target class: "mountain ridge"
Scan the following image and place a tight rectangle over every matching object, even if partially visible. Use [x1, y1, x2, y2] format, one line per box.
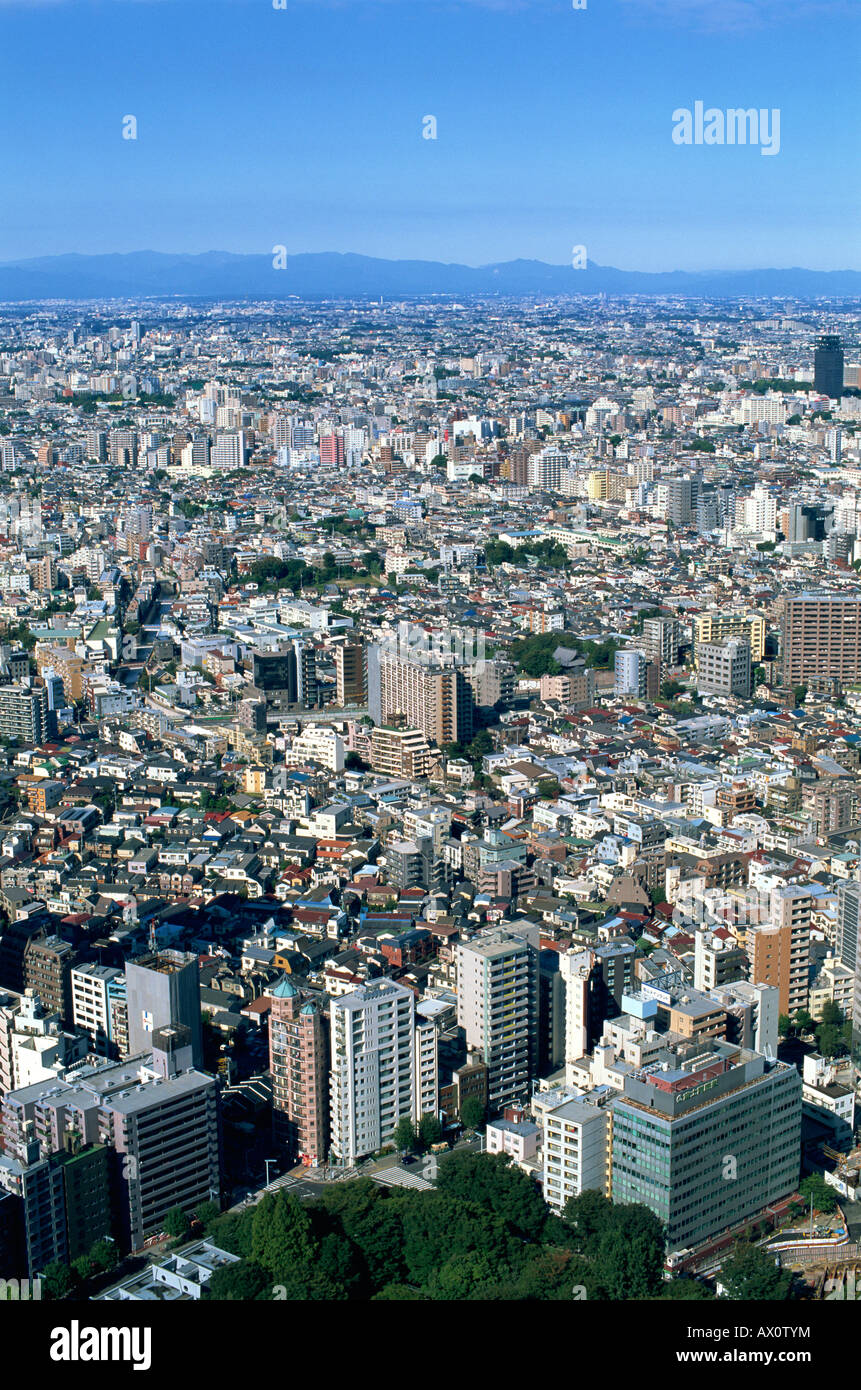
[0, 251, 859, 300]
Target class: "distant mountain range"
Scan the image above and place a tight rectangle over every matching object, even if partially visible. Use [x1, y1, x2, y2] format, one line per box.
[0, 251, 859, 301]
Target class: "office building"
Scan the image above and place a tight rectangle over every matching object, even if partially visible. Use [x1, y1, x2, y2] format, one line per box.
[696, 639, 752, 699]
[610, 1039, 801, 1251]
[814, 334, 844, 398]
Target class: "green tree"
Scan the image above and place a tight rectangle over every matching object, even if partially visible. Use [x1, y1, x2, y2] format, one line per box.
[793, 685, 807, 706]
[394, 1115, 418, 1153]
[205, 1260, 271, 1301]
[426, 1251, 498, 1300]
[88, 1238, 119, 1274]
[194, 1200, 222, 1231]
[41, 1260, 79, 1300]
[459, 1096, 485, 1130]
[435, 1151, 548, 1242]
[315, 1179, 405, 1288]
[399, 1189, 513, 1287]
[661, 1276, 715, 1300]
[419, 1113, 443, 1149]
[251, 1190, 318, 1289]
[799, 1174, 837, 1215]
[562, 1189, 615, 1251]
[164, 1205, 192, 1241]
[719, 1242, 793, 1300]
[593, 1205, 665, 1300]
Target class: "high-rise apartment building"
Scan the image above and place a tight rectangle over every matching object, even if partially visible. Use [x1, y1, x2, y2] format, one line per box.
[456, 931, 539, 1113]
[610, 1039, 801, 1252]
[23, 935, 76, 1024]
[745, 886, 812, 1016]
[269, 977, 329, 1165]
[334, 640, 367, 706]
[778, 593, 861, 689]
[369, 648, 474, 746]
[0, 683, 52, 745]
[641, 617, 681, 668]
[329, 979, 437, 1163]
[369, 724, 432, 780]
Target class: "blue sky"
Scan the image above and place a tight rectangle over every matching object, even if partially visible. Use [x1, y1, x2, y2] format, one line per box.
[0, 0, 858, 269]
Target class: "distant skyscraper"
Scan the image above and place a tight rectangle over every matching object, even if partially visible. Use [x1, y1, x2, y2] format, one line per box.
[814, 334, 844, 398]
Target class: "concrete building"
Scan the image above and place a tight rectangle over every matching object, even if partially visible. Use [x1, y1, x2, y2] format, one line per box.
[70, 963, 124, 1057]
[540, 1092, 609, 1212]
[369, 725, 431, 780]
[0, 684, 52, 745]
[369, 648, 474, 746]
[1, 1031, 221, 1254]
[125, 950, 203, 1070]
[334, 641, 367, 707]
[456, 931, 539, 1113]
[269, 976, 329, 1165]
[778, 593, 861, 689]
[288, 724, 345, 772]
[696, 638, 752, 699]
[329, 979, 437, 1163]
[745, 887, 812, 1018]
[610, 1039, 801, 1252]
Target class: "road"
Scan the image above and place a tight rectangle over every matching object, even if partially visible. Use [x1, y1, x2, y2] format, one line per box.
[225, 1134, 483, 1214]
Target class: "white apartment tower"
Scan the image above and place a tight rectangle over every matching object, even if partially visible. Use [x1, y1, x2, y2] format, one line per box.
[329, 979, 437, 1163]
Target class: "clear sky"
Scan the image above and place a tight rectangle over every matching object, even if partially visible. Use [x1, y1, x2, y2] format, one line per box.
[0, 0, 858, 270]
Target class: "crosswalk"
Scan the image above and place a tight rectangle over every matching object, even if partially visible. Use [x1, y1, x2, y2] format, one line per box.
[373, 1167, 434, 1191]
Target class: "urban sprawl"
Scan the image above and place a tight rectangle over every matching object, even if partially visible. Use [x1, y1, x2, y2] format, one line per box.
[0, 296, 860, 1303]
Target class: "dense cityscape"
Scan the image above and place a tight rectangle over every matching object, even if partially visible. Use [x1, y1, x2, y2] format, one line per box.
[0, 295, 857, 1314]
